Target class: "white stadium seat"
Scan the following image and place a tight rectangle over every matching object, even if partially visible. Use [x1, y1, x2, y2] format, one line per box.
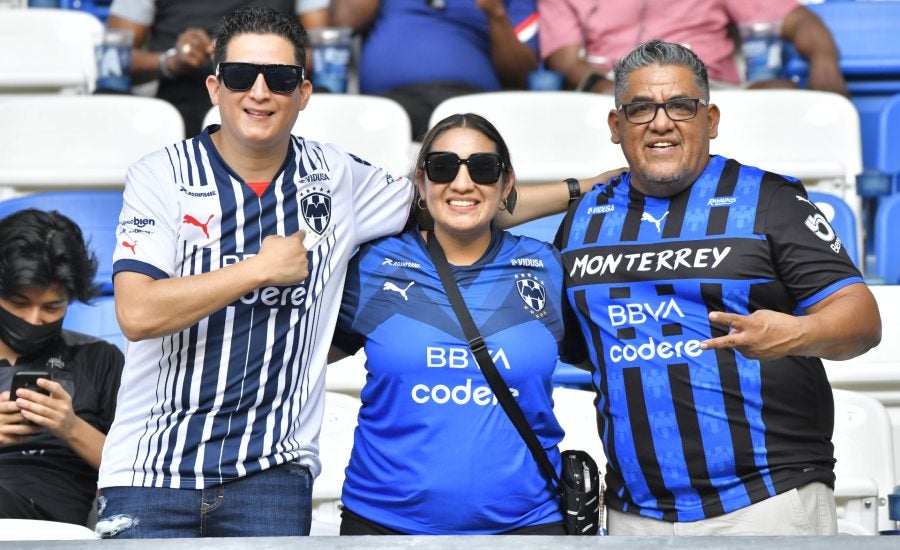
[0, 95, 184, 196]
[0, 8, 103, 94]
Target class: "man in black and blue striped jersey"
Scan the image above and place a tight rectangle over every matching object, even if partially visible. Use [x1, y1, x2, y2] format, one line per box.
[557, 39, 881, 536]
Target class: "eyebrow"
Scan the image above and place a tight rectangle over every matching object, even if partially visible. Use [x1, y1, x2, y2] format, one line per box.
[626, 93, 693, 103]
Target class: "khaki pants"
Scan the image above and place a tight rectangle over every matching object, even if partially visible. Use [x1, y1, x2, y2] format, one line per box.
[608, 482, 838, 536]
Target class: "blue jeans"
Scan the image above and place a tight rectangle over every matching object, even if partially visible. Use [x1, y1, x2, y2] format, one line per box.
[95, 461, 313, 538]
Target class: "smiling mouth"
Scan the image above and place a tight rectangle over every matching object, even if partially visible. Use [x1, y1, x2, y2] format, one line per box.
[448, 199, 477, 207]
[648, 141, 677, 149]
[244, 108, 273, 117]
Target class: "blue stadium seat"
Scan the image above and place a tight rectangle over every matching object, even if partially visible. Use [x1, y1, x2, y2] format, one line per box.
[63, 295, 125, 351]
[0, 191, 123, 294]
[507, 212, 564, 244]
[807, 191, 860, 269]
[874, 193, 900, 284]
[59, 0, 113, 23]
[876, 92, 900, 193]
[783, 2, 900, 92]
[552, 361, 592, 390]
[782, 2, 900, 171]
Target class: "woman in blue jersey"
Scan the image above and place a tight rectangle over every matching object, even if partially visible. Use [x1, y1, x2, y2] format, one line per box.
[332, 113, 585, 535]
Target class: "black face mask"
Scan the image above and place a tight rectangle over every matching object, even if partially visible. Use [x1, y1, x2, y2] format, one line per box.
[0, 303, 63, 357]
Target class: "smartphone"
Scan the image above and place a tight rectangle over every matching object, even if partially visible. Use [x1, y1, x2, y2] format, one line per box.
[9, 370, 51, 397]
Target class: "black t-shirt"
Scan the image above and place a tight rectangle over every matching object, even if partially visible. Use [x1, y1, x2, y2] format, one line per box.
[0, 330, 124, 525]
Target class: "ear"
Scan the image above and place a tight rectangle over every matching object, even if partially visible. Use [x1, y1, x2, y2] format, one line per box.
[298, 79, 313, 111]
[608, 109, 621, 144]
[707, 102, 720, 140]
[415, 168, 427, 201]
[502, 168, 517, 200]
[206, 74, 221, 106]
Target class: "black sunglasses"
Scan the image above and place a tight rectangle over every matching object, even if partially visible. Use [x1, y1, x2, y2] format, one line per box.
[216, 62, 305, 94]
[424, 152, 506, 184]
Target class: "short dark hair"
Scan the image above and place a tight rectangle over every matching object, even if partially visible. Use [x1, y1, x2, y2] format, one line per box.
[212, 6, 309, 68]
[0, 209, 99, 304]
[613, 40, 710, 106]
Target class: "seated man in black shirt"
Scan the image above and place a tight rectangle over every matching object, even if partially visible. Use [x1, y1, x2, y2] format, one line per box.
[0, 209, 124, 526]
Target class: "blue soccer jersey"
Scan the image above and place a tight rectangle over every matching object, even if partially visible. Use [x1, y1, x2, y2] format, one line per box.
[558, 156, 863, 522]
[99, 127, 413, 490]
[334, 227, 585, 534]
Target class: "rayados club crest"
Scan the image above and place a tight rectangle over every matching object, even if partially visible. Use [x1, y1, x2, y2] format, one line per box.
[515, 273, 546, 313]
[301, 191, 331, 235]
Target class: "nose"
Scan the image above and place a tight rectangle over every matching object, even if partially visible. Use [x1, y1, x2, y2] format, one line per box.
[649, 104, 676, 131]
[248, 72, 271, 98]
[21, 307, 42, 325]
[448, 163, 476, 191]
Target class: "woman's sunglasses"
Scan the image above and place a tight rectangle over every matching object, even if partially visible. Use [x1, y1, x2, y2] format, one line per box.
[216, 62, 305, 94]
[424, 152, 506, 184]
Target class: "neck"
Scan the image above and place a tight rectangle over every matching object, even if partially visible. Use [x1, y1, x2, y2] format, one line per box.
[428, 227, 493, 266]
[210, 129, 289, 183]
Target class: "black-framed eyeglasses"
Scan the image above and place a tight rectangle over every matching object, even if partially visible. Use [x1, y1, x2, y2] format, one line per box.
[424, 152, 506, 184]
[216, 62, 305, 94]
[618, 98, 708, 124]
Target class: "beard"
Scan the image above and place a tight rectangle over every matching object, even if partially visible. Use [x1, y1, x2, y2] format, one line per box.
[633, 167, 692, 197]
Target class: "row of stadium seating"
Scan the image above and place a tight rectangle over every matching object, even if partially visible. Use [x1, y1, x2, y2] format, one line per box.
[5, 87, 899, 281]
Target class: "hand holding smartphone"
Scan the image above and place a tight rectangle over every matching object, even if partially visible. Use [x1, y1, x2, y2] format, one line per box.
[9, 370, 51, 398]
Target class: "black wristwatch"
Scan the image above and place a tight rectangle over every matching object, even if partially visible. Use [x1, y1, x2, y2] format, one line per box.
[565, 178, 581, 204]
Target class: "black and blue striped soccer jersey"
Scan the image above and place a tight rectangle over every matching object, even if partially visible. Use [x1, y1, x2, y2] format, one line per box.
[333, 227, 585, 534]
[99, 127, 413, 490]
[558, 155, 863, 522]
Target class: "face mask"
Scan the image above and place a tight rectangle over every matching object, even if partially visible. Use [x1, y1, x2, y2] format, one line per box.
[0, 303, 63, 357]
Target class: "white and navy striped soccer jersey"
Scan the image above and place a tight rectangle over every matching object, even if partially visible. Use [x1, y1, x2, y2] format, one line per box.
[99, 127, 413, 489]
[558, 156, 863, 522]
[333, 228, 585, 534]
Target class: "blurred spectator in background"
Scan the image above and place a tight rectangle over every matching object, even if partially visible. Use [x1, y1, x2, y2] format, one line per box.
[107, 0, 329, 136]
[330, 0, 539, 140]
[538, 0, 847, 97]
[0, 209, 124, 527]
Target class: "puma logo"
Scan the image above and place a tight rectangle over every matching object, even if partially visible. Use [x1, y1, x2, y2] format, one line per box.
[183, 214, 214, 238]
[641, 211, 669, 233]
[795, 195, 814, 207]
[383, 281, 415, 301]
[122, 240, 137, 254]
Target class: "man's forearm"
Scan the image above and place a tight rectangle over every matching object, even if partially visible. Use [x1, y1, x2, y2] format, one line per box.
[496, 169, 625, 228]
[114, 258, 271, 341]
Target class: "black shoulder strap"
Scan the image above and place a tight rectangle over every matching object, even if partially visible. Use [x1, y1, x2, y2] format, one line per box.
[425, 231, 563, 492]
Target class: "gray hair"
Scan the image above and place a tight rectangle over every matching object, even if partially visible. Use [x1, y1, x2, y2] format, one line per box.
[613, 40, 710, 106]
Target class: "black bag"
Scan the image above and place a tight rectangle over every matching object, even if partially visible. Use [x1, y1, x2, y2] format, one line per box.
[426, 232, 601, 535]
[560, 450, 601, 535]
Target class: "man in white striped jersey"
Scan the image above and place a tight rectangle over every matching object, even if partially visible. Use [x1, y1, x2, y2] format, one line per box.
[95, 6, 611, 539]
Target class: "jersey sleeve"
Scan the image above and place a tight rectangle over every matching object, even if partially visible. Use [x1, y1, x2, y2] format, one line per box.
[341, 150, 415, 246]
[333, 242, 369, 356]
[113, 149, 180, 281]
[507, 0, 539, 50]
[108, 0, 156, 26]
[86, 341, 125, 434]
[296, 0, 329, 14]
[763, 180, 863, 309]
